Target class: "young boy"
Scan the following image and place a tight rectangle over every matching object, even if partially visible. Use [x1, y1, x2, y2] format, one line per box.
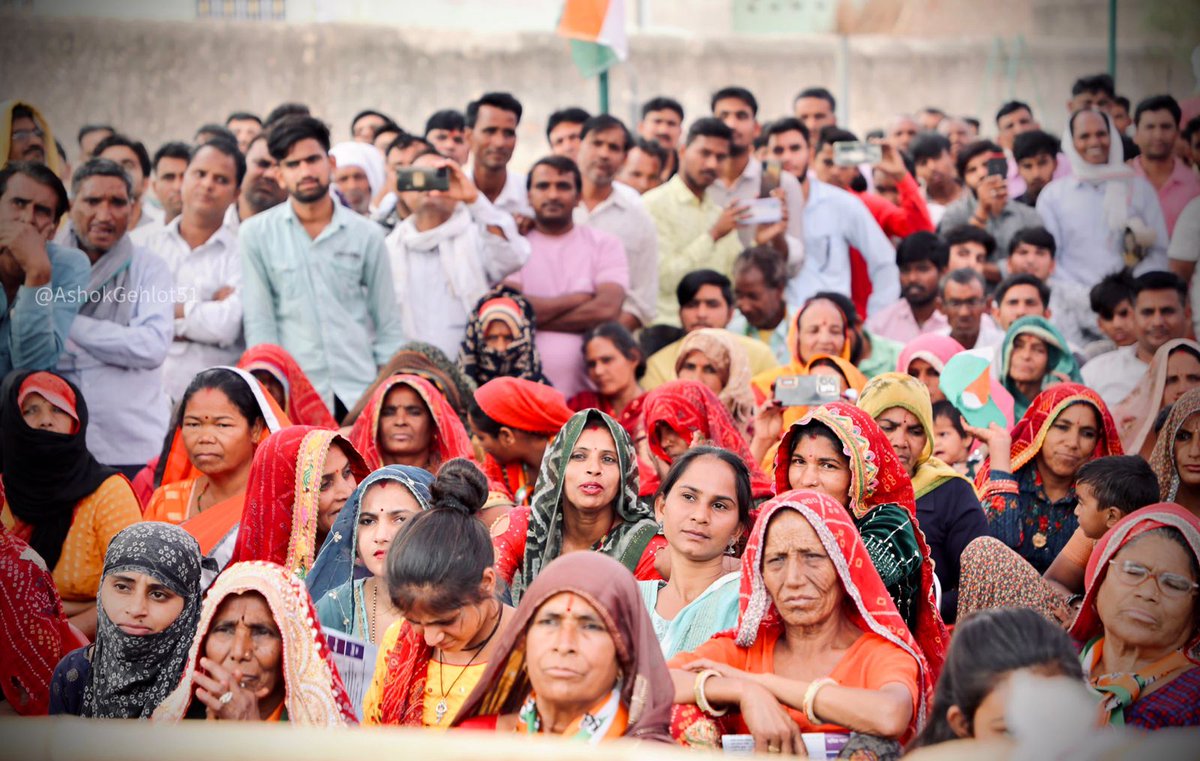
[1083, 271, 1137, 360]
[1043, 455, 1160, 610]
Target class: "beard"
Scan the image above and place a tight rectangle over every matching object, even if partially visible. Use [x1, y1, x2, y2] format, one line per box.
[245, 179, 287, 213]
[903, 284, 935, 306]
[290, 179, 329, 203]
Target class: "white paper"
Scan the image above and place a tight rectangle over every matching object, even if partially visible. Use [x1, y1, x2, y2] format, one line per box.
[326, 631, 378, 721]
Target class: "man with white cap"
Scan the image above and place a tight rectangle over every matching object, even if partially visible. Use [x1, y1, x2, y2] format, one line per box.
[329, 141, 385, 216]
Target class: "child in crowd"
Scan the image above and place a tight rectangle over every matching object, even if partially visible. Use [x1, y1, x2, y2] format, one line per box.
[932, 400, 975, 477]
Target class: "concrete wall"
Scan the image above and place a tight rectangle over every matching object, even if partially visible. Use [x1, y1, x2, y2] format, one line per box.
[0, 14, 1191, 171]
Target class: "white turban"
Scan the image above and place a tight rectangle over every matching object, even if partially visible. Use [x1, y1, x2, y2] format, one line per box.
[329, 141, 386, 197]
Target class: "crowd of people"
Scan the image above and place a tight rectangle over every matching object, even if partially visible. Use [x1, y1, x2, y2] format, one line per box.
[1, 66, 1200, 757]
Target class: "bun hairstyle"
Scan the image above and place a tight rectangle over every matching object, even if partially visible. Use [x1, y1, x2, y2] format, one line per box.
[386, 458, 495, 613]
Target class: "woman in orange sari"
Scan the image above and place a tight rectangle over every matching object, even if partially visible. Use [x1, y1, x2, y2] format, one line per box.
[750, 295, 855, 403]
[144, 367, 289, 557]
[231, 426, 369, 579]
[349, 374, 476, 473]
[237, 344, 338, 429]
[668, 490, 931, 752]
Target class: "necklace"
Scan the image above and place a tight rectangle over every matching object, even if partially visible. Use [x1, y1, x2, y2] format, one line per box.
[434, 603, 504, 725]
[194, 478, 211, 514]
[369, 581, 378, 644]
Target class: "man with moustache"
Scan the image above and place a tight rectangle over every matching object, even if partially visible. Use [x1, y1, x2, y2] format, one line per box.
[224, 133, 287, 232]
[0, 162, 90, 374]
[1131, 95, 1200, 236]
[465, 92, 532, 218]
[95, 134, 161, 236]
[149, 142, 191, 226]
[616, 137, 667, 195]
[3, 102, 60, 173]
[240, 116, 405, 418]
[642, 118, 743, 327]
[143, 138, 245, 401]
[637, 97, 684, 182]
[505, 156, 627, 397]
[573, 114, 658, 331]
[864, 231, 949, 343]
[56, 158, 173, 475]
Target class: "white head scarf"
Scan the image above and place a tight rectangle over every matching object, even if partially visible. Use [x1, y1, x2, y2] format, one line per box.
[329, 141, 386, 197]
[1060, 109, 1134, 232]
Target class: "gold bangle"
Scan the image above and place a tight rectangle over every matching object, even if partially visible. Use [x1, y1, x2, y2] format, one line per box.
[803, 677, 837, 724]
[693, 669, 728, 717]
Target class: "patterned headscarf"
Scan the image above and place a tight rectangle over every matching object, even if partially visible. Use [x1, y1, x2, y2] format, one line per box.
[1070, 503, 1200, 662]
[1117, 340, 1200, 456]
[1149, 387, 1200, 501]
[238, 344, 338, 429]
[857, 372, 972, 499]
[0, 527, 80, 715]
[458, 284, 548, 387]
[642, 380, 773, 499]
[231, 426, 370, 579]
[84, 522, 202, 718]
[673, 328, 756, 439]
[152, 560, 358, 725]
[974, 383, 1123, 495]
[774, 401, 947, 675]
[513, 409, 658, 602]
[731, 490, 932, 739]
[453, 552, 674, 742]
[994, 315, 1083, 420]
[347, 342, 477, 429]
[348, 374, 477, 472]
[305, 465, 435, 628]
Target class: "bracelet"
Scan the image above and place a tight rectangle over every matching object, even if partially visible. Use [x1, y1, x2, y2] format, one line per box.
[803, 677, 837, 724]
[694, 669, 728, 717]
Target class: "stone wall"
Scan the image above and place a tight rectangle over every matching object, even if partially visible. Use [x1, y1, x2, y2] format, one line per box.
[0, 14, 1191, 170]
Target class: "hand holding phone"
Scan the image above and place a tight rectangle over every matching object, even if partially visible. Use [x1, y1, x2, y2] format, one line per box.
[774, 375, 842, 407]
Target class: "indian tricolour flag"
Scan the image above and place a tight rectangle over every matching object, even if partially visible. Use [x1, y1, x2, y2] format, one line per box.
[556, 0, 628, 78]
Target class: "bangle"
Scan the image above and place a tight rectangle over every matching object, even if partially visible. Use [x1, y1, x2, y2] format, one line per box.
[694, 669, 728, 717]
[803, 677, 837, 724]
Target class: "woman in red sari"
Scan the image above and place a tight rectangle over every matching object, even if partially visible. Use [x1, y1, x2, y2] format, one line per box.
[0, 526, 85, 715]
[773, 402, 948, 675]
[230, 426, 369, 579]
[568, 322, 646, 439]
[237, 344, 338, 429]
[349, 374, 475, 473]
[668, 490, 931, 752]
[641, 380, 773, 502]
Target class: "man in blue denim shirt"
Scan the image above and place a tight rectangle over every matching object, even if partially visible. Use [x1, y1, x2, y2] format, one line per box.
[0, 162, 90, 375]
[240, 116, 405, 418]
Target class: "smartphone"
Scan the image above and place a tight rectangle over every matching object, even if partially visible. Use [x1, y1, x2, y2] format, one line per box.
[985, 155, 1008, 178]
[774, 375, 841, 407]
[760, 160, 782, 197]
[396, 167, 449, 192]
[741, 197, 782, 226]
[833, 141, 882, 167]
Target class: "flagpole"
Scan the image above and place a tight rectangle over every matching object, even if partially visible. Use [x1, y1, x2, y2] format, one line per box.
[599, 70, 610, 114]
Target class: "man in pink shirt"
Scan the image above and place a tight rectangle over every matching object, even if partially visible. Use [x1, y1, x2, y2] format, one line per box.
[864, 230, 949, 343]
[1131, 95, 1200, 236]
[505, 156, 628, 397]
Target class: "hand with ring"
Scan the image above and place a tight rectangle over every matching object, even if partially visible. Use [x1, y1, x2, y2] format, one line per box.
[193, 657, 262, 721]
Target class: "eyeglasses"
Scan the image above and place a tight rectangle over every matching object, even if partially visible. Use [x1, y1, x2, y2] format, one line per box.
[1107, 560, 1199, 598]
[943, 297, 984, 311]
[11, 127, 44, 142]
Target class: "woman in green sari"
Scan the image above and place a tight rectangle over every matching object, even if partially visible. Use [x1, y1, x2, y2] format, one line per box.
[489, 409, 665, 602]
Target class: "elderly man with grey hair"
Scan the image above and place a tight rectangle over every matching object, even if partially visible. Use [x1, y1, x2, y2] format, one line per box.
[55, 158, 173, 476]
[936, 266, 1005, 353]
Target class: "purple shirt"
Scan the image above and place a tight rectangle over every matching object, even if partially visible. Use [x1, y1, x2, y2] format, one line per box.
[509, 225, 629, 397]
[1131, 156, 1200, 236]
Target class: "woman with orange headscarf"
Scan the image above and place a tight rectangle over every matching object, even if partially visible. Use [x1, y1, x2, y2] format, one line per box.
[143, 367, 289, 556]
[237, 344, 338, 429]
[1, 370, 141, 638]
[349, 374, 476, 473]
[751, 295, 855, 403]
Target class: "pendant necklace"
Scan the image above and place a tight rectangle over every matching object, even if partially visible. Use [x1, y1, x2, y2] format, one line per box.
[434, 605, 504, 724]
